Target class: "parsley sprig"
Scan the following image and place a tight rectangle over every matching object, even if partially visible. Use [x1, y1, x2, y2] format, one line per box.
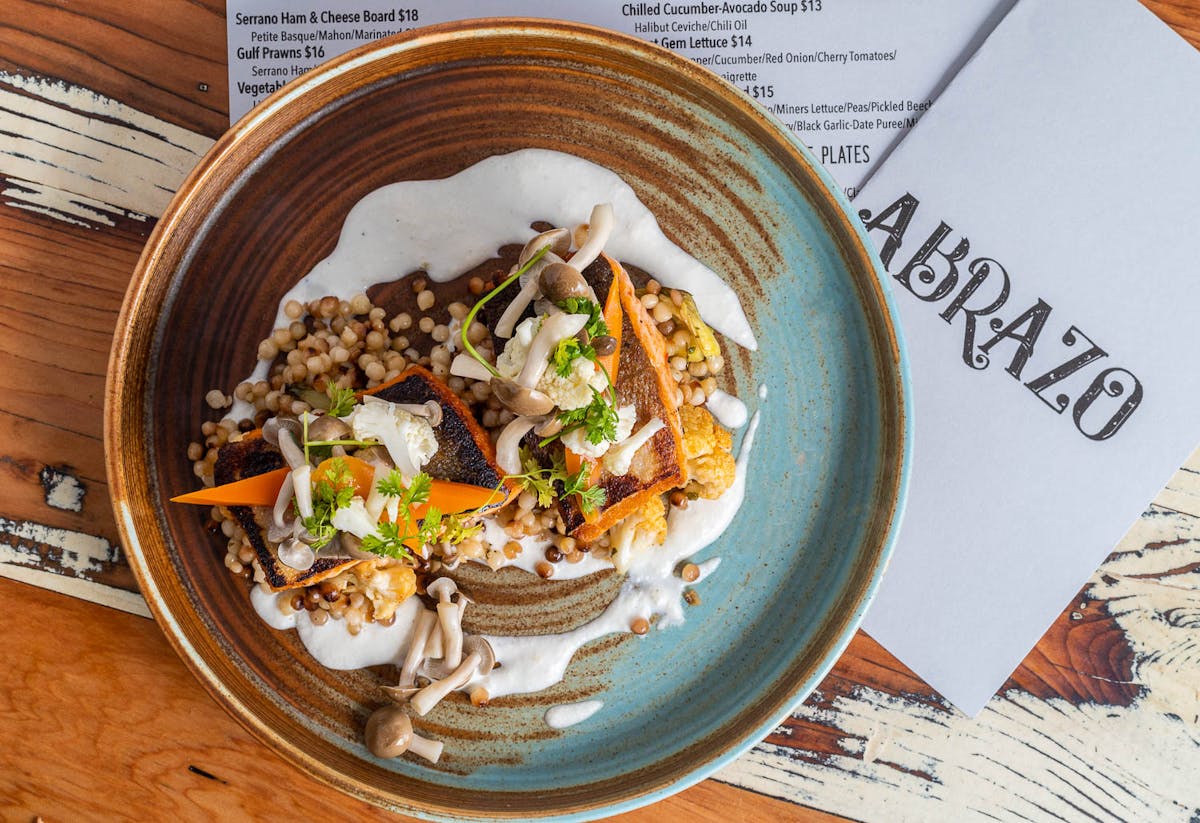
[551, 390, 620, 446]
[299, 457, 356, 550]
[358, 470, 482, 559]
[327, 385, 358, 417]
[504, 446, 607, 515]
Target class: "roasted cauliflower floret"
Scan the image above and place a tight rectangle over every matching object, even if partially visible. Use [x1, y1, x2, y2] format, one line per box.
[609, 493, 668, 573]
[677, 405, 736, 500]
[352, 561, 417, 622]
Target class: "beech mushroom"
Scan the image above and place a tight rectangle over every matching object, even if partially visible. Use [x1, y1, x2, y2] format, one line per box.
[410, 636, 496, 716]
[426, 577, 464, 670]
[568, 203, 614, 271]
[277, 536, 315, 571]
[519, 227, 572, 266]
[305, 414, 351, 442]
[393, 608, 438, 691]
[538, 262, 595, 304]
[363, 704, 443, 763]
[451, 352, 496, 382]
[495, 415, 543, 475]
[490, 379, 556, 418]
[494, 251, 565, 339]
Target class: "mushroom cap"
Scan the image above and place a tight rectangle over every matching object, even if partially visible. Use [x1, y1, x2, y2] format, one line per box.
[592, 335, 617, 357]
[261, 415, 303, 447]
[364, 703, 414, 758]
[353, 444, 395, 468]
[422, 635, 496, 680]
[425, 576, 458, 602]
[461, 635, 497, 676]
[539, 262, 592, 304]
[277, 537, 315, 571]
[490, 378, 556, 416]
[306, 414, 351, 441]
[519, 227, 572, 266]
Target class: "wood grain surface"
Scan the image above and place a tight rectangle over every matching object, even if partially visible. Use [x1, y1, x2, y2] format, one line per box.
[2, 2, 1200, 821]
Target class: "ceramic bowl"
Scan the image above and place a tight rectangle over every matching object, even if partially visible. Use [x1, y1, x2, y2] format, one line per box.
[106, 18, 909, 821]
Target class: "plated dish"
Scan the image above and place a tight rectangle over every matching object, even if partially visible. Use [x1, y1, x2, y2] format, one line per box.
[174, 153, 756, 761]
[105, 19, 908, 821]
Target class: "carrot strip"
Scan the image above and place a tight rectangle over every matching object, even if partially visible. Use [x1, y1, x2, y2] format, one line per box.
[174, 463, 499, 518]
[171, 468, 290, 507]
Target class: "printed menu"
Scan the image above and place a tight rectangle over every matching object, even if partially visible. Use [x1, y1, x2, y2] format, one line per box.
[226, 0, 1014, 194]
[855, 0, 1200, 714]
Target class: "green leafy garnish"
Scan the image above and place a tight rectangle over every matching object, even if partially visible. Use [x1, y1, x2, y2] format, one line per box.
[360, 521, 413, 559]
[503, 446, 607, 515]
[557, 297, 609, 339]
[299, 457, 356, 550]
[327, 385, 358, 417]
[551, 337, 596, 378]
[555, 390, 620, 445]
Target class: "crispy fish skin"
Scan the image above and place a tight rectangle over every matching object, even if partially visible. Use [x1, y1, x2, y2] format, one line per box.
[211, 366, 507, 591]
[558, 256, 687, 542]
[214, 437, 357, 590]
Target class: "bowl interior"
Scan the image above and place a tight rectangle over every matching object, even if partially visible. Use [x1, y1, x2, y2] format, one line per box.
[109, 19, 906, 821]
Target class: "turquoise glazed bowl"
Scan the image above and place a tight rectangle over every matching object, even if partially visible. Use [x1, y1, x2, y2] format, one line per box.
[106, 17, 910, 821]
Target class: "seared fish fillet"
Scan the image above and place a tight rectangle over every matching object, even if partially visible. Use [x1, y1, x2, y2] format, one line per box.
[213, 365, 505, 590]
[556, 255, 687, 542]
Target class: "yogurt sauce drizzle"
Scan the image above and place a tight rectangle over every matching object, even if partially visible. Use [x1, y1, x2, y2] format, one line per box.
[230, 149, 754, 421]
[544, 700, 604, 730]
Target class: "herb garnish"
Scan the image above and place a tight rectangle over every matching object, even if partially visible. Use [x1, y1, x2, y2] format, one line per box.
[551, 390, 620, 446]
[327, 385, 358, 417]
[505, 446, 607, 514]
[358, 470, 482, 559]
[299, 457, 356, 550]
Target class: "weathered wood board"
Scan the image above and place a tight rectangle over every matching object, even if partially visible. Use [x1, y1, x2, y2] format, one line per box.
[4, 2, 1200, 820]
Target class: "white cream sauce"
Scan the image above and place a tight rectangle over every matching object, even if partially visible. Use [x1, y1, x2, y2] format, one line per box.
[545, 700, 604, 730]
[472, 517, 613, 580]
[705, 389, 748, 429]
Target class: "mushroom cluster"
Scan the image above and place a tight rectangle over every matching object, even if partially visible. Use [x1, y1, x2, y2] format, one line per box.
[365, 577, 498, 763]
[260, 397, 442, 572]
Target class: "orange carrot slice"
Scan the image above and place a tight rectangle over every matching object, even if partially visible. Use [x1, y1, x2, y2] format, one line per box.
[313, 455, 375, 499]
[171, 468, 290, 507]
[174, 463, 499, 519]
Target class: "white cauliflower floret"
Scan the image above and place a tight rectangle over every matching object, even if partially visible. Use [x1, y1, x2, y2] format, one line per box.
[346, 395, 437, 478]
[330, 497, 377, 539]
[495, 316, 540, 378]
[562, 404, 636, 459]
[496, 316, 606, 411]
[538, 358, 608, 411]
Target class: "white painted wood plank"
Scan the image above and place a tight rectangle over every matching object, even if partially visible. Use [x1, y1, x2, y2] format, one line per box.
[0, 71, 213, 225]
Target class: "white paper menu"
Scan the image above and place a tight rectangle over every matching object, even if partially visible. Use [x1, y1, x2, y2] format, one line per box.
[856, 0, 1200, 715]
[226, 0, 1015, 194]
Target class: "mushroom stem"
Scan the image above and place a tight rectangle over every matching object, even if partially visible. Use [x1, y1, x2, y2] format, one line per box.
[272, 469, 295, 528]
[410, 651, 481, 716]
[407, 734, 444, 764]
[437, 599, 464, 669]
[398, 608, 437, 689]
[495, 415, 542, 475]
[569, 203, 614, 271]
[494, 252, 564, 339]
[515, 312, 590, 388]
[451, 352, 496, 382]
[276, 428, 307, 470]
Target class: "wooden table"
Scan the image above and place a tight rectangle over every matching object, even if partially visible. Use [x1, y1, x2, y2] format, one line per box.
[4, 2, 1200, 820]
